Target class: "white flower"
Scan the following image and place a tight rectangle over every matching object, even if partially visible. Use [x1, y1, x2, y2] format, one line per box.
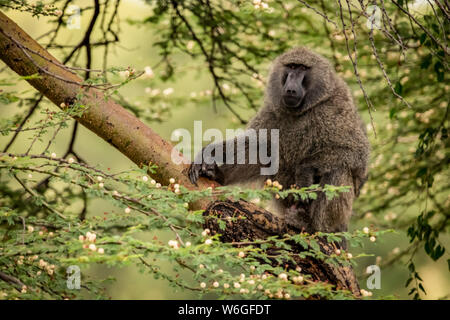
[186, 40, 195, 51]
[119, 70, 130, 78]
[238, 251, 245, 258]
[155, 183, 161, 188]
[169, 178, 176, 184]
[223, 283, 230, 289]
[234, 282, 241, 289]
[78, 235, 85, 242]
[98, 183, 104, 188]
[278, 273, 288, 281]
[97, 176, 103, 182]
[205, 239, 213, 245]
[98, 248, 104, 254]
[335, 249, 341, 255]
[163, 88, 174, 96]
[185, 241, 191, 247]
[213, 281, 219, 288]
[200, 282, 206, 288]
[143, 66, 154, 78]
[27, 226, 34, 233]
[27, 173, 33, 179]
[112, 190, 119, 196]
[174, 183, 180, 189]
[68, 157, 74, 164]
[86, 232, 96, 242]
[183, 203, 189, 208]
[363, 227, 370, 234]
[284, 293, 290, 299]
[168, 240, 177, 247]
[142, 176, 149, 182]
[39, 259, 47, 268]
[51, 152, 56, 158]
[89, 244, 96, 251]
[360, 289, 371, 297]
[370, 236, 376, 242]
[150, 179, 156, 185]
[347, 253, 353, 259]
[124, 207, 131, 214]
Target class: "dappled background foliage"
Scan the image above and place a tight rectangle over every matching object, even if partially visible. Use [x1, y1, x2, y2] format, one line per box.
[0, 0, 448, 299]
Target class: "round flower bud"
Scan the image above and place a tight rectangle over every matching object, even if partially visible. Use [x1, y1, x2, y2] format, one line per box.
[213, 281, 219, 288]
[169, 178, 175, 184]
[278, 273, 287, 280]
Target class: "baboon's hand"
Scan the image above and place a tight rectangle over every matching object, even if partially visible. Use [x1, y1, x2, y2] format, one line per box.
[188, 161, 221, 186]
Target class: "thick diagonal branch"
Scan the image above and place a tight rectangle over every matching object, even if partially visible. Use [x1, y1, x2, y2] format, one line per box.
[0, 11, 217, 198]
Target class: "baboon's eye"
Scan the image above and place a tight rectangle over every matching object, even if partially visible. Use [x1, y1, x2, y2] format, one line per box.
[286, 63, 308, 70]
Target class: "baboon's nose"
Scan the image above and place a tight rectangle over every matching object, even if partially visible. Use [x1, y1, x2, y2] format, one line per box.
[286, 88, 297, 95]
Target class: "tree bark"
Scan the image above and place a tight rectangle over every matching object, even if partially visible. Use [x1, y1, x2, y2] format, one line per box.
[0, 11, 360, 297]
[204, 200, 360, 296]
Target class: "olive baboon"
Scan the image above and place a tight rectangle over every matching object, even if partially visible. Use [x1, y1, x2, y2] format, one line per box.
[189, 47, 370, 234]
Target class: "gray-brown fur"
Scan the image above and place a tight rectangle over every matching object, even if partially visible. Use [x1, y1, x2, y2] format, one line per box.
[189, 47, 370, 234]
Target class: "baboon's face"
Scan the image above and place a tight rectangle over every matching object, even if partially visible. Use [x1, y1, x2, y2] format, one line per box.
[267, 47, 335, 115]
[280, 63, 309, 110]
